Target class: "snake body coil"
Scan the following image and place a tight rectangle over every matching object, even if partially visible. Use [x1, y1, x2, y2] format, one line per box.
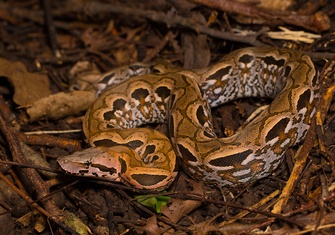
[58, 47, 319, 190]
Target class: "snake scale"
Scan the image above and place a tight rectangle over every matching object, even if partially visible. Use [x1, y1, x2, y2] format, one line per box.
[58, 47, 319, 190]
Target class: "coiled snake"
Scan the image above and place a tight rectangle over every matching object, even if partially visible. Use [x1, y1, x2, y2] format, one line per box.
[58, 47, 319, 190]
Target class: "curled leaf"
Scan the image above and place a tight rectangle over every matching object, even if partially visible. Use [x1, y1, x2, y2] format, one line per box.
[0, 58, 50, 105]
[25, 91, 95, 121]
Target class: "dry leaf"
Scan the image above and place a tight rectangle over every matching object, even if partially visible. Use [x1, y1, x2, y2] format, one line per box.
[34, 214, 47, 233]
[143, 216, 163, 235]
[68, 61, 102, 91]
[19, 141, 58, 179]
[182, 33, 210, 69]
[161, 177, 203, 223]
[233, 0, 294, 24]
[239, 0, 294, 11]
[63, 210, 92, 235]
[182, 12, 210, 69]
[16, 212, 34, 227]
[80, 28, 111, 51]
[0, 58, 50, 105]
[25, 91, 95, 121]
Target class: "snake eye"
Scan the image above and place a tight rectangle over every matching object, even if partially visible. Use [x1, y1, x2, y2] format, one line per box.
[85, 160, 91, 167]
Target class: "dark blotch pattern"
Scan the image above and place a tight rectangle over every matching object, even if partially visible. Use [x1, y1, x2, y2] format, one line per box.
[93, 139, 143, 149]
[265, 118, 290, 142]
[238, 54, 254, 64]
[178, 144, 197, 162]
[204, 130, 215, 138]
[131, 88, 149, 101]
[119, 158, 127, 174]
[113, 99, 127, 110]
[127, 140, 144, 149]
[143, 145, 156, 157]
[91, 164, 117, 174]
[263, 56, 285, 67]
[132, 174, 167, 186]
[103, 111, 114, 121]
[196, 106, 207, 126]
[297, 89, 311, 111]
[100, 73, 115, 84]
[79, 169, 89, 174]
[103, 98, 127, 121]
[151, 155, 159, 162]
[209, 149, 253, 167]
[208, 66, 231, 80]
[284, 66, 291, 78]
[170, 94, 176, 107]
[94, 139, 118, 147]
[168, 114, 175, 137]
[155, 86, 171, 101]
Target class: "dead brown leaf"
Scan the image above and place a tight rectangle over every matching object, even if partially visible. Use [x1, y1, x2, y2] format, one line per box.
[182, 12, 210, 69]
[143, 216, 163, 235]
[161, 176, 203, 223]
[182, 33, 210, 69]
[80, 27, 112, 51]
[25, 91, 95, 121]
[68, 61, 101, 91]
[239, 0, 294, 11]
[0, 58, 50, 105]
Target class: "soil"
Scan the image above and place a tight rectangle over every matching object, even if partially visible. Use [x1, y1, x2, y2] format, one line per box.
[0, 1, 335, 234]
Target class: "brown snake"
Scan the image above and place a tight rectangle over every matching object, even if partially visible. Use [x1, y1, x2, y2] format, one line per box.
[58, 47, 319, 190]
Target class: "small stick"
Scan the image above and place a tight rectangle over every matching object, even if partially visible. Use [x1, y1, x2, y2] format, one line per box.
[42, 0, 61, 58]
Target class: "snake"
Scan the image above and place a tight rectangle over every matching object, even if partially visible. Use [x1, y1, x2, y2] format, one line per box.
[57, 47, 319, 190]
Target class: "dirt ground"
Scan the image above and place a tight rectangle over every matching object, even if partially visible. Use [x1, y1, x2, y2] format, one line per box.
[0, 0, 335, 234]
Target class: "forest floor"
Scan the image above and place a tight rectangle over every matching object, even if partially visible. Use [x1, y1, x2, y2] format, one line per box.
[0, 1, 335, 234]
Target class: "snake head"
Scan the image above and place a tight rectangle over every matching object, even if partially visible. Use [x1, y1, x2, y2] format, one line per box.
[57, 147, 122, 181]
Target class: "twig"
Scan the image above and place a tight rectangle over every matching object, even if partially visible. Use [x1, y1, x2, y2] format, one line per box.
[77, 2, 268, 47]
[43, 0, 61, 58]
[271, 117, 316, 214]
[18, 131, 81, 152]
[0, 96, 68, 230]
[219, 189, 280, 226]
[0, 160, 59, 173]
[143, 31, 177, 62]
[163, 191, 304, 227]
[190, 0, 330, 33]
[271, 58, 334, 214]
[315, 60, 335, 157]
[0, 172, 54, 218]
[5, 2, 335, 60]
[77, 3, 335, 59]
